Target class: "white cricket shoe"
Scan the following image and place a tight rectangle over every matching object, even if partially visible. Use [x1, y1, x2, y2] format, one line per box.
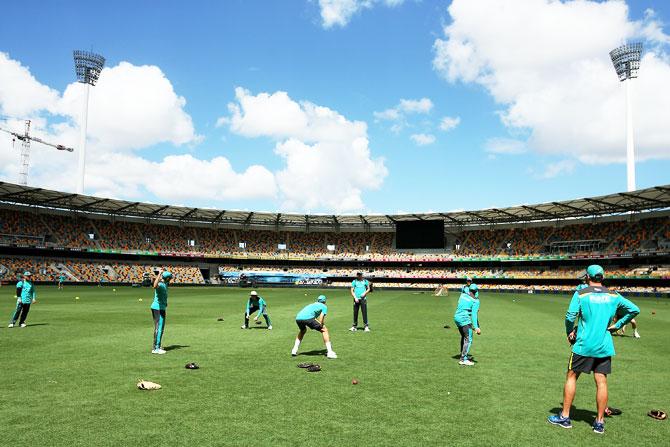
[8, 323, 14, 328]
[241, 325, 247, 329]
[326, 351, 338, 359]
[458, 359, 475, 366]
[267, 325, 273, 330]
[634, 330, 640, 339]
[349, 327, 357, 332]
[151, 348, 167, 355]
[364, 326, 371, 332]
[291, 350, 298, 357]
[20, 324, 26, 328]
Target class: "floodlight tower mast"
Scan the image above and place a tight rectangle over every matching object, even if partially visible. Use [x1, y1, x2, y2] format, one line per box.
[609, 43, 642, 192]
[73, 50, 105, 194]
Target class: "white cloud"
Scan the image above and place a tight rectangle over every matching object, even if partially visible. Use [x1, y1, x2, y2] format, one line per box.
[222, 88, 387, 211]
[411, 133, 436, 146]
[398, 98, 433, 114]
[439, 116, 461, 131]
[485, 137, 526, 155]
[536, 159, 576, 179]
[375, 97, 433, 121]
[0, 52, 275, 204]
[433, 0, 670, 164]
[319, 0, 405, 29]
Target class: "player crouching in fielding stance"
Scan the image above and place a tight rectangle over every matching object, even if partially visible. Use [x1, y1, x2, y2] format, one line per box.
[8, 272, 36, 328]
[453, 283, 480, 366]
[350, 272, 371, 332]
[241, 290, 272, 330]
[150, 270, 173, 354]
[292, 295, 337, 359]
[548, 265, 639, 434]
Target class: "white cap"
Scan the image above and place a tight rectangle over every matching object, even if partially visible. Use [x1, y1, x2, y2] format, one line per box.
[250, 291, 258, 296]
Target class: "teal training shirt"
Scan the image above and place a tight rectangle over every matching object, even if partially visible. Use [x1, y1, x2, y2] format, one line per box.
[566, 286, 639, 358]
[575, 284, 588, 292]
[246, 296, 267, 314]
[351, 279, 369, 299]
[16, 280, 23, 298]
[296, 302, 327, 321]
[454, 292, 480, 328]
[151, 282, 169, 310]
[20, 281, 35, 304]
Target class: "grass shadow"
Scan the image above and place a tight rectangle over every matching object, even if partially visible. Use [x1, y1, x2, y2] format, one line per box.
[549, 405, 597, 424]
[164, 344, 190, 352]
[297, 349, 327, 356]
[450, 355, 477, 362]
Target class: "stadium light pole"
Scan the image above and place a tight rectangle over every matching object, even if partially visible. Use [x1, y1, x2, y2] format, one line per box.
[609, 43, 642, 192]
[73, 50, 105, 194]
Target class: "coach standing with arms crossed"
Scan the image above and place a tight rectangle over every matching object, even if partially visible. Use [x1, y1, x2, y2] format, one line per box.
[548, 265, 639, 434]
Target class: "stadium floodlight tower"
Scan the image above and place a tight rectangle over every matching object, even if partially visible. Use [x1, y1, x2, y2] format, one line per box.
[73, 50, 105, 194]
[609, 42, 642, 192]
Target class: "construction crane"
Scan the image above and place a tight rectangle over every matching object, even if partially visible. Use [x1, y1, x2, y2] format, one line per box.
[0, 119, 74, 186]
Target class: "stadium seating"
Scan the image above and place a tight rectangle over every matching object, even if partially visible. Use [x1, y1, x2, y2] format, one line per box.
[0, 207, 667, 259]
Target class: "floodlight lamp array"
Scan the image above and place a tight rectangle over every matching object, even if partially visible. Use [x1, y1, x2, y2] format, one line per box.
[609, 43, 642, 81]
[73, 50, 106, 86]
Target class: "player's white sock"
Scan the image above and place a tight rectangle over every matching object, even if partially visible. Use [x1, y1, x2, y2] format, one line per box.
[325, 341, 333, 352]
[293, 339, 301, 352]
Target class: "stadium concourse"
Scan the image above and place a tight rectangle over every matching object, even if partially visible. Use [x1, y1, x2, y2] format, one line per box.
[0, 182, 669, 295]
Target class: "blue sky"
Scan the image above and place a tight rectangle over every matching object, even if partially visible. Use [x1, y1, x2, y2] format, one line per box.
[0, 0, 669, 214]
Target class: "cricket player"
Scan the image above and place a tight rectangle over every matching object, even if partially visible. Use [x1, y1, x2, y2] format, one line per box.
[291, 295, 337, 359]
[241, 290, 272, 330]
[8, 272, 35, 328]
[461, 277, 473, 294]
[548, 265, 639, 434]
[453, 283, 480, 366]
[58, 274, 65, 290]
[349, 272, 371, 332]
[150, 270, 173, 355]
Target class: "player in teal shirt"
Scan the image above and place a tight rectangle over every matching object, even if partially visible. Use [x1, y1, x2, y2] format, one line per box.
[350, 272, 371, 331]
[548, 265, 639, 434]
[58, 274, 65, 290]
[9, 272, 36, 328]
[150, 270, 173, 354]
[460, 277, 473, 295]
[453, 284, 481, 366]
[292, 295, 337, 359]
[241, 291, 272, 329]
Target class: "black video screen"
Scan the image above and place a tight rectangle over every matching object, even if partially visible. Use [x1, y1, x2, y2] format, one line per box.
[395, 220, 444, 249]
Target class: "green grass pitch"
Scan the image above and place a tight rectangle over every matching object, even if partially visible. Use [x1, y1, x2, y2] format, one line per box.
[0, 286, 668, 446]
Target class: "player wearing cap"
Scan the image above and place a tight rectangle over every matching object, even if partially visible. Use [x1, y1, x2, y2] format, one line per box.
[350, 272, 371, 332]
[292, 295, 337, 359]
[548, 265, 640, 434]
[150, 270, 173, 354]
[8, 272, 36, 328]
[461, 277, 473, 294]
[453, 283, 480, 366]
[241, 291, 272, 330]
[57, 274, 66, 290]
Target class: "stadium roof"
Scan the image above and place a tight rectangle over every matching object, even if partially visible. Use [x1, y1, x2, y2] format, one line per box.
[0, 181, 669, 230]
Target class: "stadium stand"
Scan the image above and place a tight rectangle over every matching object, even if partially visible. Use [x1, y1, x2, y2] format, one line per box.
[0, 182, 668, 293]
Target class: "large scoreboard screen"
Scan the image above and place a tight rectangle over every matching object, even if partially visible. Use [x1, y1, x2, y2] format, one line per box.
[395, 220, 444, 249]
